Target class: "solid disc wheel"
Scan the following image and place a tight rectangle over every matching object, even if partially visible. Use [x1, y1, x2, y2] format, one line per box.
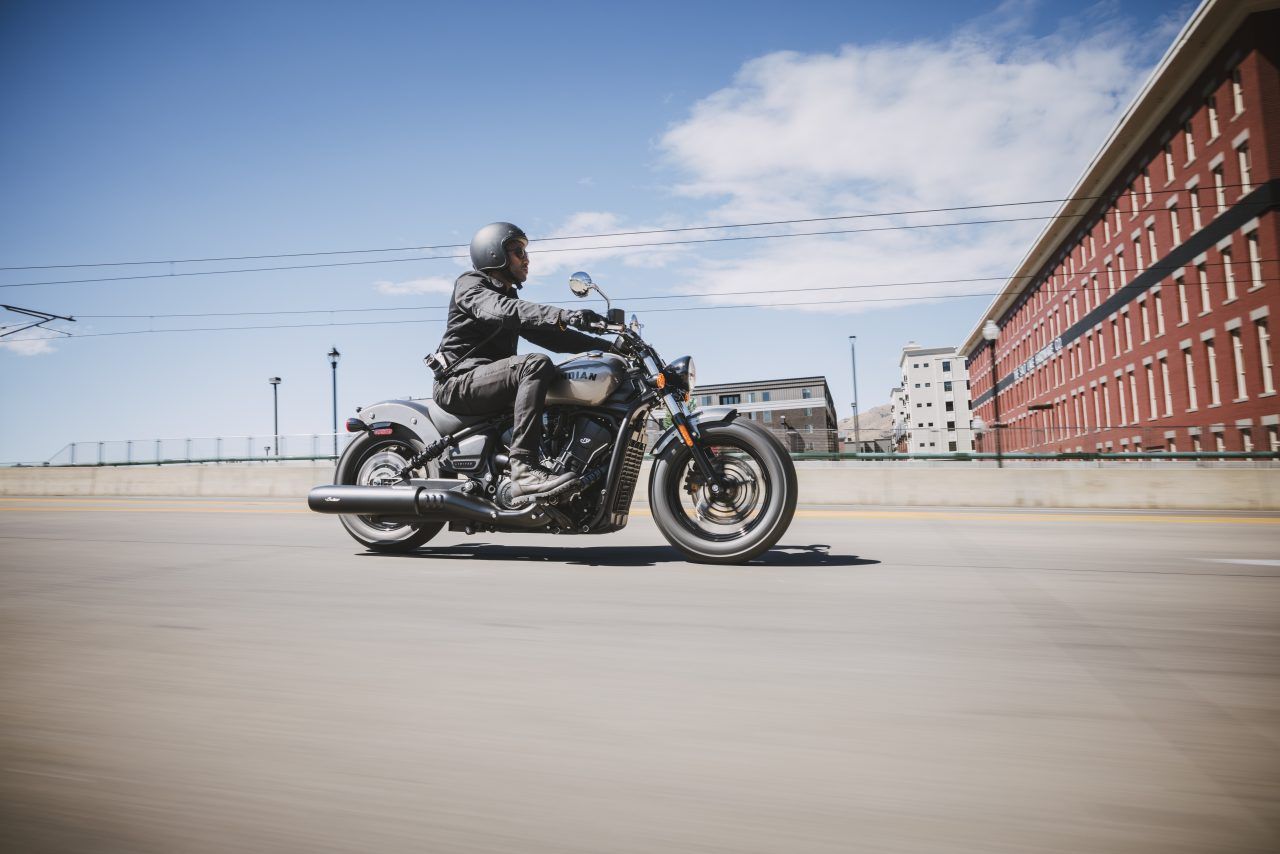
[334, 431, 444, 552]
[648, 419, 797, 564]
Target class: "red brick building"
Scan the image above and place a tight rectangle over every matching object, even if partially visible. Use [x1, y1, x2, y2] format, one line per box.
[962, 0, 1280, 454]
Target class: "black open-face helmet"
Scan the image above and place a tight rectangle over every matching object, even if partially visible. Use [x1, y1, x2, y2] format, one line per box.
[469, 222, 528, 272]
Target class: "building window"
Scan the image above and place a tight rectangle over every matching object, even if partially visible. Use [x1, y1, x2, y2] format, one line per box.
[1183, 347, 1198, 410]
[1269, 425, 1280, 452]
[1231, 68, 1245, 114]
[700, 395, 713, 406]
[945, 400, 954, 412]
[1159, 357, 1173, 416]
[941, 360, 951, 372]
[1133, 237, 1144, 274]
[1169, 205, 1181, 244]
[1222, 248, 1237, 301]
[762, 410, 772, 423]
[1091, 385, 1101, 430]
[1102, 380, 1112, 427]
[1247, 232, 1263, 290]
[746, 392, 756, 403]
[1146, 364, 1157, 420]
[1176, 274, 1189, 324]
[1184, 120, 1195, 162]
[1237, 143, 1252, 194]
[1154, 290, 1166, 336]
[1197, 263, 1211, 313]
[1142, 168, 1152, 203]
[1215, 432, 1226, 453]
[1206, 339, 1221, 406]
[1146, 224, 1158, 265]
[1189, 184, 1203, 230]
[1129, 185, 1139, 216]
[1164, 144, 1175, 182]
[1111, 318, 1121, 355]
[801, 387, 812, 399]
[1140, 300, 1151, 342]
[1207, 95, 1220, 139]
[1123, 310, 1133, 351]
[1242, 428, 1254, 453]
[1230, 328, 1247, 400]
[1258, 319, 1274, 395]
[1213, 165, 1226, 213]
[720, 394, 741, 405]
[761, 391, 771, 402]
[1128, 371, 1139, 425]
[948, 441, 957, 452]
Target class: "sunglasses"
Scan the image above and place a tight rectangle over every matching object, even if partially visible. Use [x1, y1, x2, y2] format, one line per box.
[507, 244, 529, 260]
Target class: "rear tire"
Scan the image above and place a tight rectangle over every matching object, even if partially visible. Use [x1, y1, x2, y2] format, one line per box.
[334, 430, 445, 553]
[648, 419, 797, 564]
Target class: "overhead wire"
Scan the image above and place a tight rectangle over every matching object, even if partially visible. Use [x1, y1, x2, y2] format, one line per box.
[0, 182, 1255, 272]
[72, 257, 1268, 320]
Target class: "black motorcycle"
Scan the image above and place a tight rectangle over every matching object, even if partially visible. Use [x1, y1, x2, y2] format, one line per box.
[307, 272, 797, 564]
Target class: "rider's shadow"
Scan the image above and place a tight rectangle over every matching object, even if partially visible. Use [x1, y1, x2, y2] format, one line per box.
[364, 543, 876, 568]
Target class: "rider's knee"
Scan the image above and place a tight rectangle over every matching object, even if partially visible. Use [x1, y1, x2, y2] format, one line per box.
[518, 353, 556, 381]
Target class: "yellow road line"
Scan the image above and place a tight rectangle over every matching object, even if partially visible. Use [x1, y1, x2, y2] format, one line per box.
[0, 500, 1274, 525]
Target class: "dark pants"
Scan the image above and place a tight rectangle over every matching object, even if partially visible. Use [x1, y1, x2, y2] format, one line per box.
[434, 354, 557, 459]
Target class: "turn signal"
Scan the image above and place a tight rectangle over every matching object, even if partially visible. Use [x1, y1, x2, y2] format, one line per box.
[345, 418, 367, 432]
[654, 373, 667, 389]
[678, 424, 694, 446]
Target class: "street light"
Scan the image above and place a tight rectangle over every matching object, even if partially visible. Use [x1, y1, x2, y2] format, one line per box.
[268, 377, 281, 457]
[327, 347, 341, 457]
[848, 335, 860, 455]
[981, 319, 1002, 468]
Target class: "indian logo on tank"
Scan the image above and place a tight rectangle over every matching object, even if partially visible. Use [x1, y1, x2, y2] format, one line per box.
[562, 370, 598, 381]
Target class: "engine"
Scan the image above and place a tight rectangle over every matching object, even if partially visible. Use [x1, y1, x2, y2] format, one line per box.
[549, 415, 613, 475]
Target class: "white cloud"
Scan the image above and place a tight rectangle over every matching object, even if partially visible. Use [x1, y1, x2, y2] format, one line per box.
[373, 275, 458, 296]
[655, 10, 1153, 314]
[0, 329, 58, 355]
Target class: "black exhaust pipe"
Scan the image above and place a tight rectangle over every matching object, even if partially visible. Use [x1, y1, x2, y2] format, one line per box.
[307, 484, 550, 528]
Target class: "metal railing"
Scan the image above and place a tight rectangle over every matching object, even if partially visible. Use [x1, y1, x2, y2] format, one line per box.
[7, 426, 1277, 467]
[37, 433, 357, 467]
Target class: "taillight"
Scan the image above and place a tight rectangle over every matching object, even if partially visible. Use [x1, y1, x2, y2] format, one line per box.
[345, 418, 366, 432]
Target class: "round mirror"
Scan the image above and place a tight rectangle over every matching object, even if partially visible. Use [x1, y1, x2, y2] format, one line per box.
[630, 313, 642, 332]
[568, 271, 593, 298]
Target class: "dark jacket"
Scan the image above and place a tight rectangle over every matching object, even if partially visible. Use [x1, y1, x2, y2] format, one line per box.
[433, 270, 610, 377]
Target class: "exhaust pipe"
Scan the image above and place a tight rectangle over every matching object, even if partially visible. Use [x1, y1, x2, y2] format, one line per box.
[307, 484, 549, 528]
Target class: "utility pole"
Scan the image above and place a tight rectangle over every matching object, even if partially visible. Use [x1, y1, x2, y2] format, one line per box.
[848, 335, 860, 453]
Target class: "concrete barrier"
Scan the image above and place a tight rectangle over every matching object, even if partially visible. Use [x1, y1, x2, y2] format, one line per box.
[2, 461, 1277, 510]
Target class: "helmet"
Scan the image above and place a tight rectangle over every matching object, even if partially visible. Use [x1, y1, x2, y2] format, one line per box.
[469, 221, 528, 271]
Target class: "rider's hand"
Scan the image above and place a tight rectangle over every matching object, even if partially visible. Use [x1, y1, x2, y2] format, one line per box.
[563, 308, 605, 331]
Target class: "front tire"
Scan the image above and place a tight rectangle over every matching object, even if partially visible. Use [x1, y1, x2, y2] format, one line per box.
[648, 419, 797, 564]
[334, 430, 445, 552]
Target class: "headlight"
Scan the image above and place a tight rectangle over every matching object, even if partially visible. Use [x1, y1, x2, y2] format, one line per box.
[662, 356, 695, 393]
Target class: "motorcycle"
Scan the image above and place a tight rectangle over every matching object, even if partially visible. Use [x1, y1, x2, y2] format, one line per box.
[307, 272, 798, 564]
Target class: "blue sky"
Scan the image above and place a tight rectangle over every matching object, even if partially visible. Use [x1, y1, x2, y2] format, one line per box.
[0, 0, 1192, 461]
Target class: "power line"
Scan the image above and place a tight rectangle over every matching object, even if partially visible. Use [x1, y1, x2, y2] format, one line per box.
[1, 214, 1075, 289]
[73, 257, 1263, 320]
[45, 270, 1280, 340]
[0, 182, 1255, 272]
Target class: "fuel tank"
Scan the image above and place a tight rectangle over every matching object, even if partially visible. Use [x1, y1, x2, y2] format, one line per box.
[546, 352, 627, 406]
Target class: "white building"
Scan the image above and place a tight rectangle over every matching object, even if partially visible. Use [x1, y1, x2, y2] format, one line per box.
[891, 343, 976, 453]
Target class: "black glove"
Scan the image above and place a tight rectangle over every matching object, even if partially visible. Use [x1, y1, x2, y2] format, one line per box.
[563, 308, 605, 330]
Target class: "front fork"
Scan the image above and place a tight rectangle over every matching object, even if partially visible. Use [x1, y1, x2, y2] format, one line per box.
[660, 395, 730, 498]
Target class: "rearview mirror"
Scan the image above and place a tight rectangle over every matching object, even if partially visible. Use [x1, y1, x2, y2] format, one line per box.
[568, 271, 593, 298]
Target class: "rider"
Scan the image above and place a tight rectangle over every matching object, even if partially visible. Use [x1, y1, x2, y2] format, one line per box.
[430, 222, 614, 500]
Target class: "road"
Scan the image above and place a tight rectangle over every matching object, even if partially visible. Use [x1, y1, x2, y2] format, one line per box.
[1, 497, 1278, 854]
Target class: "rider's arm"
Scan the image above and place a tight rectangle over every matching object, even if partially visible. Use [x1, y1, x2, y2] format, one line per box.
[523, 326, 615, 354]
[455, 276, 566, 331]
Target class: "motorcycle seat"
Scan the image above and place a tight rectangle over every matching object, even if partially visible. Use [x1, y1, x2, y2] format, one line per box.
[426, 400, 493, 436]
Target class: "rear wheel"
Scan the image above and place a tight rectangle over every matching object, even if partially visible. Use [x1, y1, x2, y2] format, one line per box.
[648, 419, 797, 564]
[335, 431, 444, 552]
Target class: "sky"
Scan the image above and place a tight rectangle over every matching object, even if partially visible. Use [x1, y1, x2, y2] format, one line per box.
[0, 0, 1195, 462]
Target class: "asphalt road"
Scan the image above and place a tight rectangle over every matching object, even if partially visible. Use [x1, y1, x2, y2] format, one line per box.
[1, 497, 1279, 854]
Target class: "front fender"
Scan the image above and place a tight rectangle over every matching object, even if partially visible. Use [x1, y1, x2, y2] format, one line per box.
[650, 407, 739, 459]
[352, 399, 443, 448]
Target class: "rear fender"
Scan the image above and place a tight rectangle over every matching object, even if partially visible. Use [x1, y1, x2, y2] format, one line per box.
[352, 400, 444, 448]
[650, 407, 739, 460]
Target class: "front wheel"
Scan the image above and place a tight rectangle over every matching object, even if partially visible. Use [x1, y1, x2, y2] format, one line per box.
[334, 430, 445, 552]
[648, 419, 797, 564]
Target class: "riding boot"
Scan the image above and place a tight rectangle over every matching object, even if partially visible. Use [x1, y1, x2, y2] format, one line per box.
[508, 456, 579, 501]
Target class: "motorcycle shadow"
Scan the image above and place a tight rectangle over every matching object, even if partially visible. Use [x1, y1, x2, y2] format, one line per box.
[364, 543, 877, 568]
